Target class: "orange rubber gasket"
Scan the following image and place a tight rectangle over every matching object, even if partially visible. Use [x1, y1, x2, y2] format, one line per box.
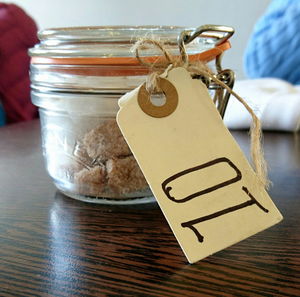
[31, 41, 230, 65]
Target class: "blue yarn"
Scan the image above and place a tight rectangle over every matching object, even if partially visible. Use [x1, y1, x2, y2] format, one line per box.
[0, 103, 6, 126]
[244, 0, 300, 84]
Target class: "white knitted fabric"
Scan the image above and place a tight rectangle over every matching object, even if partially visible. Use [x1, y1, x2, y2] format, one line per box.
[224, 78, 300, 132]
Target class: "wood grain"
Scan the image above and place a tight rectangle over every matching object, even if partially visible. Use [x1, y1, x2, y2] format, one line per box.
[0, 120, 299, 296]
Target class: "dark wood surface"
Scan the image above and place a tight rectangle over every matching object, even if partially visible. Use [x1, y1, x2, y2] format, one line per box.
[0, 120, 299, 297]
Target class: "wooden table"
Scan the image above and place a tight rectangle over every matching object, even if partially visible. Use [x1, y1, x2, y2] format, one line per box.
[0, 120, 299, 297]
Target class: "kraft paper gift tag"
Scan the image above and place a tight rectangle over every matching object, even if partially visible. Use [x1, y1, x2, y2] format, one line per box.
[117, 67, 283, 264]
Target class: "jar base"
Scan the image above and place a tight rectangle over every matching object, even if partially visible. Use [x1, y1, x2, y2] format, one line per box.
[53, 179, 156, 205]
[60, 190, 156, 205]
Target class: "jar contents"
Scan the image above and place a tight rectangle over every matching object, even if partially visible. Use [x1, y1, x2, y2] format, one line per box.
[58, 119, 150, 200]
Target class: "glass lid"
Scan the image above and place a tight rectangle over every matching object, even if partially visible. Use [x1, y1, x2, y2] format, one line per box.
[29, 26, 230, 59]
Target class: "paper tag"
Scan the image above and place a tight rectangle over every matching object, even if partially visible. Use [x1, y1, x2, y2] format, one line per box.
[117, 67, 283, 263]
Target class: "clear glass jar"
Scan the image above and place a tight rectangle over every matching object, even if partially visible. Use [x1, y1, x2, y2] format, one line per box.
[29, 26, 233, 204]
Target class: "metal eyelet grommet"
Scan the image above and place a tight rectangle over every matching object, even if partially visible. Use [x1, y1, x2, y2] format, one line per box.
[137, 78, 178, 118]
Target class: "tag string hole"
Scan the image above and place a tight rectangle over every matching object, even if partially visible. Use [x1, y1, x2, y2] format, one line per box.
[149, 92, 167, 107]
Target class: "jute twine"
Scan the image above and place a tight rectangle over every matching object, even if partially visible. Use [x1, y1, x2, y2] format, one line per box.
[132, 39, 270, 190]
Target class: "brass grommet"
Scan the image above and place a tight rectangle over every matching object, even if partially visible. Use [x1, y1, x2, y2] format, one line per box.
[137, 78, 178, 118]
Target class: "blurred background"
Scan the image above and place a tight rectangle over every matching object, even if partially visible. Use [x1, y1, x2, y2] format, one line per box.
[8, 0, 299, 132]
[2, 0, 270, 79]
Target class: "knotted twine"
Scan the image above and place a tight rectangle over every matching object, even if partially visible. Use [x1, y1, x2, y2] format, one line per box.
[132, 39, 270, 190]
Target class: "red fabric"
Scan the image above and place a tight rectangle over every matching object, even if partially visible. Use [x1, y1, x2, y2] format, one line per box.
[0, 3, 38, 124]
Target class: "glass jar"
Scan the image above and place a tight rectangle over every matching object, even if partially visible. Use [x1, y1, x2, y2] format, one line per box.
[29, 26, 234, 204]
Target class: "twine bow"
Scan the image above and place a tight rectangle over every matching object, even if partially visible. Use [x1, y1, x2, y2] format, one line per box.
[132, 39, 270, 190]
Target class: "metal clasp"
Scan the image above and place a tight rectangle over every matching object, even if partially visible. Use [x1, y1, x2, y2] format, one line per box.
[178, 25, 235, 118]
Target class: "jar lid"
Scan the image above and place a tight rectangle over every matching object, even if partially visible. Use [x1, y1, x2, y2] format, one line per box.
[30, 26, 231, 65]
[30, 26, 234, 93]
